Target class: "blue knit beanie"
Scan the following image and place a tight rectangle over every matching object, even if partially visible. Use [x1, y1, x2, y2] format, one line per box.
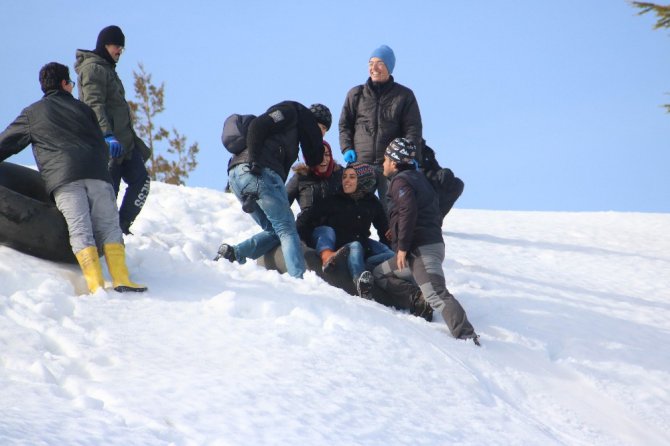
[370, 45, 395, 74]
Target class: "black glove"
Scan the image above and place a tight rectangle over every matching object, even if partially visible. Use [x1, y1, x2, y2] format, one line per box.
[249, 162, 262, 176]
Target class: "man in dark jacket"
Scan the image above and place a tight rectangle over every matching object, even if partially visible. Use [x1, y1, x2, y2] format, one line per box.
[75, 25, 151, 235]
[338, 45, 423, 212]
[373, 138, 479, 344]
[0, 62, 146, 294]
[216, 101, 324, 279]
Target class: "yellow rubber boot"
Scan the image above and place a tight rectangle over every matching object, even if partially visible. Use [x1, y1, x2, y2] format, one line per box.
[75, 246, 105, 293]
[103, 243, 147, 292]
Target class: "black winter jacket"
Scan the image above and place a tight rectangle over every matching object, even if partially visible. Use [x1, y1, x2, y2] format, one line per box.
[296, 191, 390, 250]
[339, 76, 422, 165]
[286, 166, 343, 212]
[0, 90, 112, 196]
[387, 168, 443, 252]
[228, 101, 324, 182]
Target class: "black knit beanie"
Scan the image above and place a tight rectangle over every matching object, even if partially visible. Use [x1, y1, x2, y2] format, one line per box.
[96, 25, 125, 51]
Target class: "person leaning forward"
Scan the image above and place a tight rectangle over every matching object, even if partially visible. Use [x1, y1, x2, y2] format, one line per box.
[75, 25, 151, 235]
[372, 138, 479, 345]
[0, 62, 146, 294]
[215, 101, 324, 279]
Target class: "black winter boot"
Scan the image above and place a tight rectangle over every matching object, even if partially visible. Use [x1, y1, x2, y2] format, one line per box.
[410, 290, 433, 322]
[214, 243, 236, 262]
[356, 271, 374, 300]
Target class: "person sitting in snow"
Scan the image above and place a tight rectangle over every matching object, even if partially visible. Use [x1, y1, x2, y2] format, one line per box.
[296, 162, 395, 299]
[286, 103, 344, 220]
[373, 138, 479, 344]
[215, 100, 324, 279]
[0, 62, 146, 294]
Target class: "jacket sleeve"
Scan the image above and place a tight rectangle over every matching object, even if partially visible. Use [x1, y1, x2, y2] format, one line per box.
[295, 199, 325, 244]
[338, 86, 361, 153]
[400, 91, 423, 161]
[391, 176, 418, 252]
[0, 110, 31, 162]
[78, 64, 113, 135]
[246, 103, 296, 164]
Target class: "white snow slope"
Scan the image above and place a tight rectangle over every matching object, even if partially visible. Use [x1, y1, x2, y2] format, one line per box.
[1, 181, 669, 445]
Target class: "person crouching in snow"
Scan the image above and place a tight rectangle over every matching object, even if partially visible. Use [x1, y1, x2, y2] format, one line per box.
[296, 162, 395, 299]
[0, 62, 146, 294]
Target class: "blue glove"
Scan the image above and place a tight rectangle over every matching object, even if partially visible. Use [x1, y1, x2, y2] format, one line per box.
[105, 134, 124, 158]
[343, 149, 357, 164]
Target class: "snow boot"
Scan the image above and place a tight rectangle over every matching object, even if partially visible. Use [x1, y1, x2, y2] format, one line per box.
[322, 245, 349, 273]
[103, 243, 147, 292]
[355, 270, 374, 300]
[410, 290, 433, 322]
[75, 246, 105, 293]
[214, 243, 236, 262]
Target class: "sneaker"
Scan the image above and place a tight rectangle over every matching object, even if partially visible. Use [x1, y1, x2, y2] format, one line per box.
[322, 245, 349, 273]
[356, 271, 374, 300]
[410, 290, 433, 322]
[214, 243, 236, 262]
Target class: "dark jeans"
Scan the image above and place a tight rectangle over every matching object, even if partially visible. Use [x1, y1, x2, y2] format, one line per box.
[110, 148, 150, 233]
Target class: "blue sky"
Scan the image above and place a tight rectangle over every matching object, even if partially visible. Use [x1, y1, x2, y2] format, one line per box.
[1, 0, 669, 212]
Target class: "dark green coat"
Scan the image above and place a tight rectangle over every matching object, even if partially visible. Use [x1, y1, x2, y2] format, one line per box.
[74, 50, 151, 162]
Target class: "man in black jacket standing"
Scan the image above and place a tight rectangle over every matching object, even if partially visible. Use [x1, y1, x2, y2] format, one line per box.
[338, 45, 423, 212]
[373, 138, 479, 345]
[0, 62, 146, 294]
[216, 101, 324, 279]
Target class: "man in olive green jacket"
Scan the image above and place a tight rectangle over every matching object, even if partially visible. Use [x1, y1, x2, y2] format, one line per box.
[75, 25, 151, 235]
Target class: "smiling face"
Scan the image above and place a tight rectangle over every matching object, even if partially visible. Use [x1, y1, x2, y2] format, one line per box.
[342, 168, 358, 194]
[368, 57, 390, 83]
[316, 145, 332, 174]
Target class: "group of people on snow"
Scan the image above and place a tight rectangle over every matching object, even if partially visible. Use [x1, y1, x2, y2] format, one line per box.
[0, 26, 479, 344]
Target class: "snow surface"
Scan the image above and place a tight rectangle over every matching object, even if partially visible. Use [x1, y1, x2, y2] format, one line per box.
[1, 181, 669, 445]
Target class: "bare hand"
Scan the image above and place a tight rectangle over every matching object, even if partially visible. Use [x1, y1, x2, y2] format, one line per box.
[397, 250, 408, 270]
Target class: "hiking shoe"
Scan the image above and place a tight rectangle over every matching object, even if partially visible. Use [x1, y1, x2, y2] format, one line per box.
[356, 271, 374, 300]
[322, 245, 349, 273]
[410, 290, 433, 322]
[214, 243, 236, 262]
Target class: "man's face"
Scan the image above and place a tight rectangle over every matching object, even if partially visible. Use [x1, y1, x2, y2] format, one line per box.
[105, 44, 124, 62]
[382, 156, 397, 177]
[369, 57, 390, 83]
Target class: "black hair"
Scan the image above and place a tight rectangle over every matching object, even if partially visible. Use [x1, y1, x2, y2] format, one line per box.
[39, 62, 70, 93]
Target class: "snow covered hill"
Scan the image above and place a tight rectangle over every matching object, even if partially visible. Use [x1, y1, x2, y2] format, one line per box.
[1, 181, 669, 445]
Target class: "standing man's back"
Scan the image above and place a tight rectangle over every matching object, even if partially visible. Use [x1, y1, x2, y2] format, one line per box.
[75, 25, 151, 235]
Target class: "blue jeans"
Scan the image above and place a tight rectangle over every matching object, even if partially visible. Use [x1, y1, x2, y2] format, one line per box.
[228, 164, 306, 278]
[312, 226, 394, 281]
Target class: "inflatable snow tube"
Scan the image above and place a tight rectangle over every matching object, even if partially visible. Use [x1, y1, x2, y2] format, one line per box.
[0, 162, 76, 264]
[257, 244, 405, 307]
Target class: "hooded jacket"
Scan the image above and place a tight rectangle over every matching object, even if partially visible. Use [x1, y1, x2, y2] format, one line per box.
[0, 90, 111, 196]
[74, 49, 151, 161]
[339, 76, 422, 165]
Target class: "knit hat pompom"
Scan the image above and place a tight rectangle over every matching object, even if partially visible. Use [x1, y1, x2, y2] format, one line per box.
[385, 137, 416, 165]
[369, 45, 395, 74]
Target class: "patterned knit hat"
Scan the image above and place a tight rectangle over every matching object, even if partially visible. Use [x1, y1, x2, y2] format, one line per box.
[309, 103, 332, 131]
[348, 162, 377, 196]
[385, 138, 416, 165]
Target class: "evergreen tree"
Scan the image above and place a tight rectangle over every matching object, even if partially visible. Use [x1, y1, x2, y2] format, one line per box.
[128, 63, 199, 185]
[632, 2, 670, 112]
